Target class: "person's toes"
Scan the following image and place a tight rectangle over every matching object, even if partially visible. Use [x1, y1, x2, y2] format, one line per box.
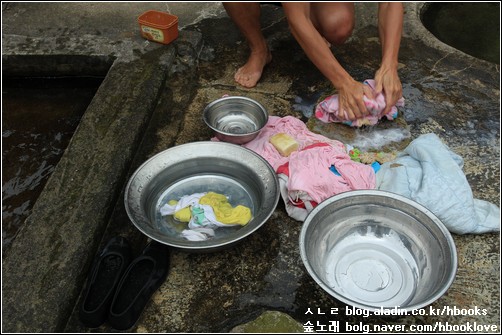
[235, 69, 257, 88]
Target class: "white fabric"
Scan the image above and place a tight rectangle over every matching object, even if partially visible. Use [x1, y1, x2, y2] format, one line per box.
[159, 192, 207, 216]
[278, 173, 309, 221]
[181, 228, 216, 241]
[159, 192, 241, 241]
[187, 204, 241, 229]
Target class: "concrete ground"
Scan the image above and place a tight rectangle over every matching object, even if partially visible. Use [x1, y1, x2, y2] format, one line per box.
[2, 2, 500, 333]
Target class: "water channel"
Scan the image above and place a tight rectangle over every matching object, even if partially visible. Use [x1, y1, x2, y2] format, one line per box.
[2, 76, 103, 253]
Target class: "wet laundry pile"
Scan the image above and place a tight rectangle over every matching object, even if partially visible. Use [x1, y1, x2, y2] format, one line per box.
[160, 192, 252, 241]
[240, 116, 376, 221]
[315, 79, 405, 127]
[215, 115, 499, 235]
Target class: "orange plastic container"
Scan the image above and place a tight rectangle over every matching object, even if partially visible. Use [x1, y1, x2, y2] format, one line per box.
[138, 10, 179, 45]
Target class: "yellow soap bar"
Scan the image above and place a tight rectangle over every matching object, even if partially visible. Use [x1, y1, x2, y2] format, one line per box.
[269, 133, 299, 157]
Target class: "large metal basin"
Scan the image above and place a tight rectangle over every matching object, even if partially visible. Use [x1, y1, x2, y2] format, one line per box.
[125, 141, 280, 252]
[300, 190, 457, 312]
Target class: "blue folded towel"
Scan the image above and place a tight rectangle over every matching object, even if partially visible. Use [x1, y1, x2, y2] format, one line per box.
[376, 133, 500, 234]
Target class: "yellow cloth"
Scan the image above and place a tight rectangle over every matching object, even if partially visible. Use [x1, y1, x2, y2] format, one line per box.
[168, 200, 192, 222]
[174, 207, 191, 222]
[199, 192, 252, 225]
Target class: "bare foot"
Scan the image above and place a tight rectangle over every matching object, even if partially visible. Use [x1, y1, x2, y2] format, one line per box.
[234, 49, 272, 88]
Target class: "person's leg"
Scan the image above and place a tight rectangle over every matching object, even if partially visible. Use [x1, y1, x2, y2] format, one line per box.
[310, 2, 355, 46]
[223, 2, 272, 88]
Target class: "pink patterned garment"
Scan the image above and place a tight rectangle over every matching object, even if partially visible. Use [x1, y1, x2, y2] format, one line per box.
[212, 116, 376, 221]
[315, 79, 405, 127]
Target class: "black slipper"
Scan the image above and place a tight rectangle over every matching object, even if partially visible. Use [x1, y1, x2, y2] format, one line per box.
[79, 236, 132, 328]
[108, 240, 170, 330]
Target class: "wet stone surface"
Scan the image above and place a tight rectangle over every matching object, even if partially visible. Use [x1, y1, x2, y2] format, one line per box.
[1, 3, 499, 333]
[78, 13, 499, 333]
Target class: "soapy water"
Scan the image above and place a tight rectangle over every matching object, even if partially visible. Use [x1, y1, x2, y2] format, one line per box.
[293, 91, 411, 151]
[349, 127, 411, 151]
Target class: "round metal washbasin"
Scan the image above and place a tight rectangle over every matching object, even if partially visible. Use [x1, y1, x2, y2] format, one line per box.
[299, 190, 457, 312]
[125, 141, 280, 253]
[203, 96, 269, 145]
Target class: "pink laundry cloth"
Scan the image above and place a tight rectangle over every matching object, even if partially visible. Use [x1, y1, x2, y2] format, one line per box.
[315, 79, 405, 127]
[212, 115, 376, 220]
[241, 115, 347, 171]
[287, 143, 375, 205]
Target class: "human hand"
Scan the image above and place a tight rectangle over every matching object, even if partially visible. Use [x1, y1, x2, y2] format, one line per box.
[338, 79, 374, 120]
[374, 65, 403, 114]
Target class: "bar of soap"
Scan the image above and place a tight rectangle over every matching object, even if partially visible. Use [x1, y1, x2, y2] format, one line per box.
[269, 133, 299, 157]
